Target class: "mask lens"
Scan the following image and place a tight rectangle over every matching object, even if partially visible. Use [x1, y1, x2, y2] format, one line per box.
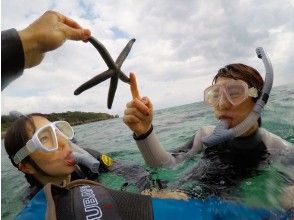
[37, 126, 57, 150]
[55, 121, 74, 139]
[205, 86, 220, 106]
[226, 83, 246, 105]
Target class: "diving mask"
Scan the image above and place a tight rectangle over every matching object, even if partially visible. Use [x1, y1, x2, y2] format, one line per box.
[13, 121, 74, 164]
[204, 80, 258, 107]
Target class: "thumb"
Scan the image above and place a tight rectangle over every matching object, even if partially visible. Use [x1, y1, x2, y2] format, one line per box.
[142, 97, 153, 111]
[130, 72, 141, 100]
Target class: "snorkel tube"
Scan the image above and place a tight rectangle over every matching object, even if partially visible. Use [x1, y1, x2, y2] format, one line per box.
[202, 47, 273, 147]
[70, 142, 100, 173]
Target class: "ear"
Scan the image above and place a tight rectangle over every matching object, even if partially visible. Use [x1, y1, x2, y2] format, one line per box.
[18, 162, 36, 175]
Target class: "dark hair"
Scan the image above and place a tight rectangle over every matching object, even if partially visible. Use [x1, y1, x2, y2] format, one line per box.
[213, 63, 264, 126]
[213, 63, 264, 94]
[4, 113, 47, 188]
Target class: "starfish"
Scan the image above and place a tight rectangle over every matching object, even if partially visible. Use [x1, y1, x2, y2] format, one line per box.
[74, 36, 136, 109]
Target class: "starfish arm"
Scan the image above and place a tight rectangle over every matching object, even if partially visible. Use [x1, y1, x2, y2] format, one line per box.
[107, 74, 119, 109]
[115, 38, 136, 68]
[88, 36, 117, 69]
[118, 70, 130, 83]
[74, 69, 115, 95]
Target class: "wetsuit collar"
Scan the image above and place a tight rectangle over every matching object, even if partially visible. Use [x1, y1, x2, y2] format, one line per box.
[226, 129, 262, 150]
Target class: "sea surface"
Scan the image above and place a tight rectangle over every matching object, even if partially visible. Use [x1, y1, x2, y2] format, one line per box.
[1, 83, 294, 219]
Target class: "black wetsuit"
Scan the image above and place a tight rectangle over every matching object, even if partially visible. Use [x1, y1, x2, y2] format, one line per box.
[1, 29, 25, 90]
[173, 132, 270, 198]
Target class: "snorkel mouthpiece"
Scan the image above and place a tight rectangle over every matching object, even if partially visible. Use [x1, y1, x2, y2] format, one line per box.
[71, 143, 100, 173]
[202, 47, 273, 147]
[203, 120, 233, 144]
[74, 152, 100, 173]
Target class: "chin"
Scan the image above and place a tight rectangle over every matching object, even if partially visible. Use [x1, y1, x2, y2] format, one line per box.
[61, 166, 75, 175]
[68, 166, 76, 173]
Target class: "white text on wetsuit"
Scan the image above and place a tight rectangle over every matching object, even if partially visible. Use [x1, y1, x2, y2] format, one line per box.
[80, 185, 102, 220]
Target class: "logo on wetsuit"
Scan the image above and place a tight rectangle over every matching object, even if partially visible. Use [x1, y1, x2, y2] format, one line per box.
[80, 185, 102, 219]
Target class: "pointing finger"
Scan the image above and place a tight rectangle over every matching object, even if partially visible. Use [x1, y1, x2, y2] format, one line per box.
[130, 72, 141, 100]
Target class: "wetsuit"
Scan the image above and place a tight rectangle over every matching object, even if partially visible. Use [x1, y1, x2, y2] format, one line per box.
[134, 125, 294, 198]
[1, 29, 25, 90]
[17, 179, 293, 220]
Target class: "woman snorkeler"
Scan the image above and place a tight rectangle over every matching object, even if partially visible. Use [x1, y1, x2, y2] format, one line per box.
[4, 114, 114, 199]
[123, 54, 294, 208]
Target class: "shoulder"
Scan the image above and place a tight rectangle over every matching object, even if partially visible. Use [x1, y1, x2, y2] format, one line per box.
[259, 128, 293, 153]
[189, 126, 215, 153]
[196, 126, 215, 138]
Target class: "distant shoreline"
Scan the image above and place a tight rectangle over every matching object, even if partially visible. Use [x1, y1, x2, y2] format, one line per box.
[1, 111, 119, 139]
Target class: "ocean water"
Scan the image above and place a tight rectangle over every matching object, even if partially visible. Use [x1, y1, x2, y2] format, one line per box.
[1, 83, 294, 219]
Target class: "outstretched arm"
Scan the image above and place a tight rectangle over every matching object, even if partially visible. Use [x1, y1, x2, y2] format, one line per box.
[1, 10, 91, 90]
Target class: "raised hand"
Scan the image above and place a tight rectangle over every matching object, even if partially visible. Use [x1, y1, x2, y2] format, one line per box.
[123, 73, 153, 136]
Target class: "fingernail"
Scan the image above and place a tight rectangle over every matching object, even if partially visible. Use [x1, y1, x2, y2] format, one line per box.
[83, 30, 90, 38]
[141, 97, 147, 104]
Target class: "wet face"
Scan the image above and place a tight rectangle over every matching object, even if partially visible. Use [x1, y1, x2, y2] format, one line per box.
[26, 116, 76, 179]
[213, 77, 256, 130]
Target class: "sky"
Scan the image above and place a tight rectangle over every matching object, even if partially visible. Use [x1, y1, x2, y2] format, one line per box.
[1, 0, 294, 116]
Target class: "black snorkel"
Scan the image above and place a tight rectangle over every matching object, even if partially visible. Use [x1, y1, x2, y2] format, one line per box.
[202, 47, 273, 147]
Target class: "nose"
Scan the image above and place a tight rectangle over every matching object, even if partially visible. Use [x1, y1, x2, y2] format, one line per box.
[216, 90, 232, 110]
[56, 132, 71, 151]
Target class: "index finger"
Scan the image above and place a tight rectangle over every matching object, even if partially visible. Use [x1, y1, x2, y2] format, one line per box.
[55, 11, 83, 29]
[129, 72, 141, 100]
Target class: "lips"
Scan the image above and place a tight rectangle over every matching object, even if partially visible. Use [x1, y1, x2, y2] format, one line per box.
[218, 114, 233, 122]
[64, 152, 76, 166]
[219, 115, 232, 120]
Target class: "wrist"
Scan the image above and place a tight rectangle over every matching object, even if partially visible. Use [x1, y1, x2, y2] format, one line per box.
[134, 124, 152, 136]
[133, 125, 153, 140]
[18, 29, 43, 68]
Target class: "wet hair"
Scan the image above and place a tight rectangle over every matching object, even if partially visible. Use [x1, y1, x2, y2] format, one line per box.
[4, 113, 48, 188]
[212, 63, 264, 126]
[213, 63, 264, 99]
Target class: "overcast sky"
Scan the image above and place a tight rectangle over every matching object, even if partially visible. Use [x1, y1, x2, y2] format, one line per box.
[2, 0, 294, 116]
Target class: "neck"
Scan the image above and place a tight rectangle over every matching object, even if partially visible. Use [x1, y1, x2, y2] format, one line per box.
[240, 122, 259, 137]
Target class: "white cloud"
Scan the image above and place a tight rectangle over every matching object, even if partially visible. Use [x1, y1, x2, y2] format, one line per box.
[2, 0, 294, 116]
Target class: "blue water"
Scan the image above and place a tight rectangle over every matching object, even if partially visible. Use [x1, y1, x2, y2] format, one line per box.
[1, 84, 294, 219]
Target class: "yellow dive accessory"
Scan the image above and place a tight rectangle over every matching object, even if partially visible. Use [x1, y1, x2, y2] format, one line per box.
[100, 154, 113, 167]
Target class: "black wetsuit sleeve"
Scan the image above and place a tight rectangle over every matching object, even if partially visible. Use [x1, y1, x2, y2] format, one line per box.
[1, 28, 25, 90]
